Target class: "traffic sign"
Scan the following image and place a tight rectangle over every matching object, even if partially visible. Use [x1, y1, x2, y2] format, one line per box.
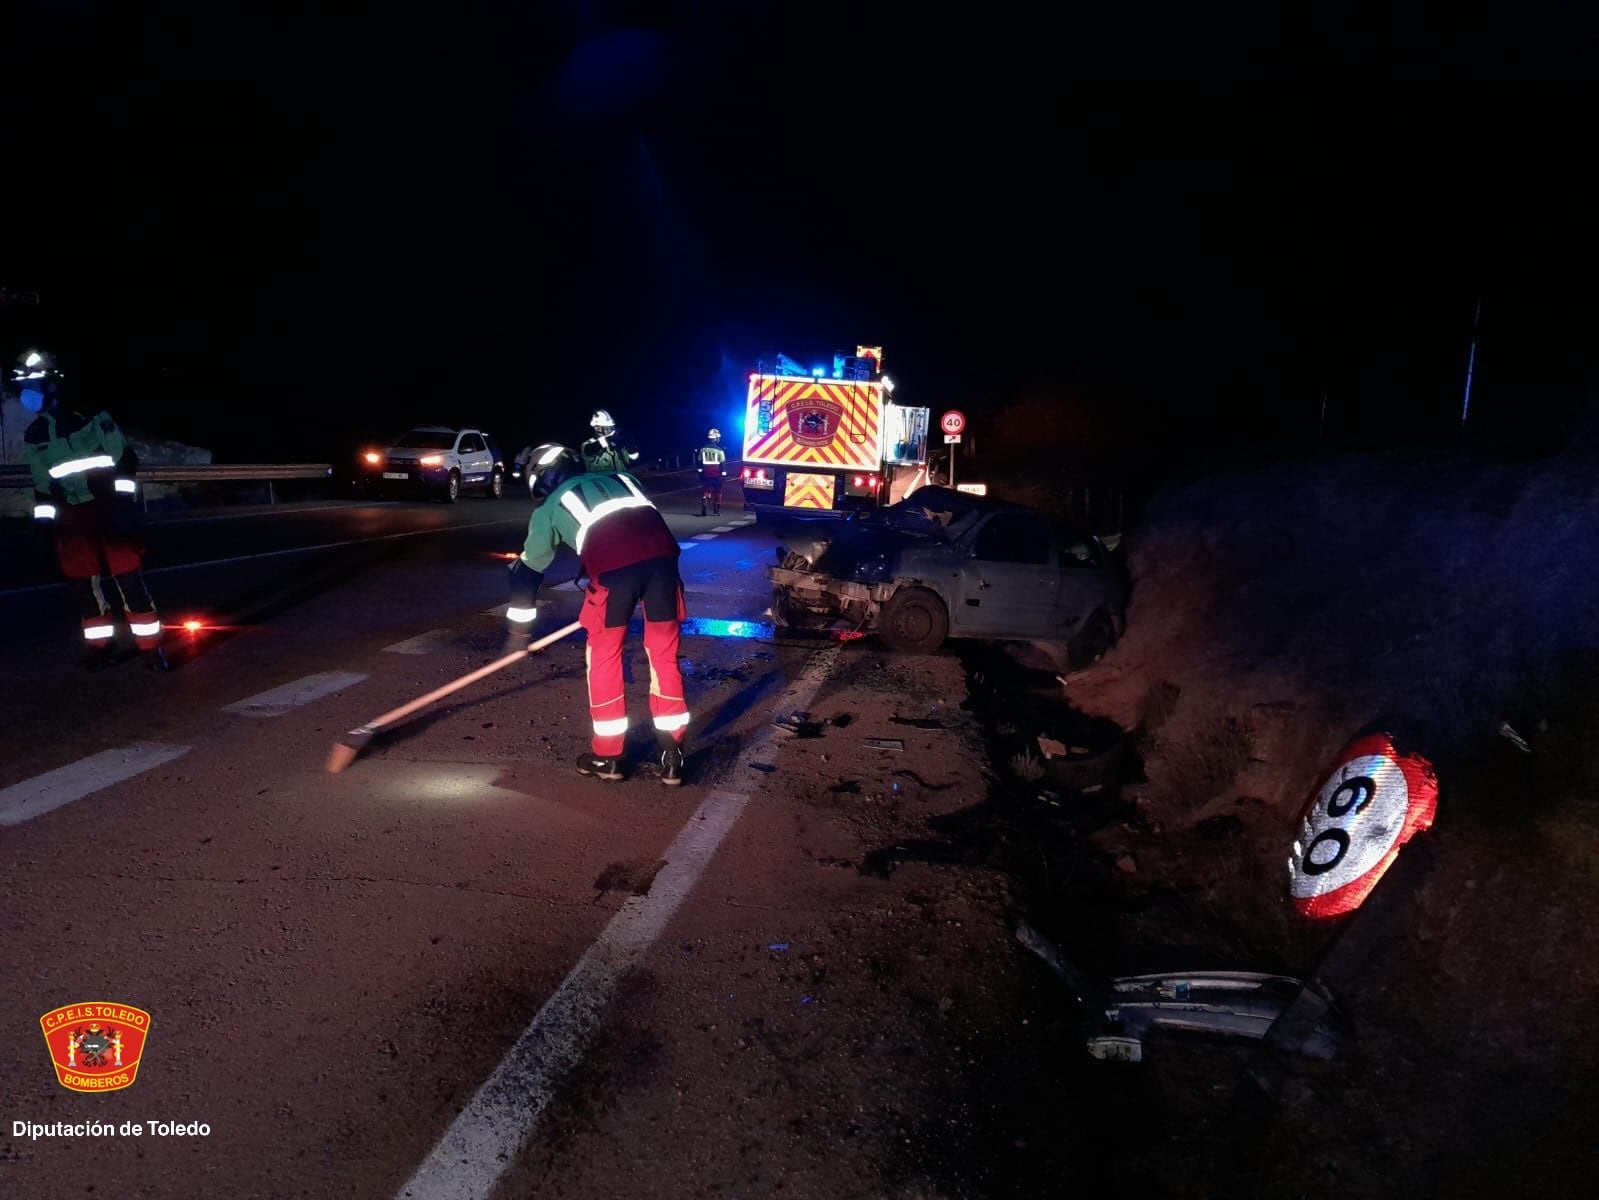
[940, 410, 966, 436]
[943, 433, 962, 444]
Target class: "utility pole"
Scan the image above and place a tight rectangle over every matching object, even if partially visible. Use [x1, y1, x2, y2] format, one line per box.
[1459, 296, 1482, 433]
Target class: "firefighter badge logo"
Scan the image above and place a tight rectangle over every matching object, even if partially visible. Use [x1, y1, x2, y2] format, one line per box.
[40, 1002, 153, 1092]
[788, 394, 844, 447]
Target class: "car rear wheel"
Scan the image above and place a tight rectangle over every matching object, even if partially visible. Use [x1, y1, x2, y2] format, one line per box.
[443, 470, 460, 503]
[487, 470, 504, 499]
[878, 587, 949, 654]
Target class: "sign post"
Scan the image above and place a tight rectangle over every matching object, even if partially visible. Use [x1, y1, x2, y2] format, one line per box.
[940, 411, 965, 488]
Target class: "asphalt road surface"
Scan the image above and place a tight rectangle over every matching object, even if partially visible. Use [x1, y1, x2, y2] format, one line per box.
[2, 473, 878, 1198]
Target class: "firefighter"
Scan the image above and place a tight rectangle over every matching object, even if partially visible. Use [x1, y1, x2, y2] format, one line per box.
[506, 443, 689, 784]
[578, 409, 640, 475]
[16, 349, 164, 663]
[695, 427, 727, 516]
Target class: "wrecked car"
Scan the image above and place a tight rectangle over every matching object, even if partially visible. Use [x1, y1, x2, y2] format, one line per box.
[768, 486, 1129, 662]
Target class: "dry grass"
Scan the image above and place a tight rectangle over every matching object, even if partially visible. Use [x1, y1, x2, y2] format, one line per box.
[1009, 749, 1046, 782]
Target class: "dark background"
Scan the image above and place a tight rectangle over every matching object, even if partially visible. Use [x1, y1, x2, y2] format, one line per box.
[6, 1, 1598, 472]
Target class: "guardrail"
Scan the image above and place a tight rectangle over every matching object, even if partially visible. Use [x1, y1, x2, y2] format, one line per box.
[0, 464, 333, 488]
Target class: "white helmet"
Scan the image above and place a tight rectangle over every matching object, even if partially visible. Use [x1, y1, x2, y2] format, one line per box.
[707, 428, 721, 442]
[590, 409, 616, 435]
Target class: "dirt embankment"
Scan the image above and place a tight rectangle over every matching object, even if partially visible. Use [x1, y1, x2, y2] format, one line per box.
[1052, 446, 1599, 1197]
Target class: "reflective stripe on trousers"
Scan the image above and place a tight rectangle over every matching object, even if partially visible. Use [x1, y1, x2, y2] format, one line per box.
[579, 587, 689, 758]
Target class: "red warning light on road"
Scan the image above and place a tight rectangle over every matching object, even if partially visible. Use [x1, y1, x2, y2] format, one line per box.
[1287, 732, 1438, 920]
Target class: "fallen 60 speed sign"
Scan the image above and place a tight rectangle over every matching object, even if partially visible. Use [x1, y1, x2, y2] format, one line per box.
[1287, 732, 1438, 919]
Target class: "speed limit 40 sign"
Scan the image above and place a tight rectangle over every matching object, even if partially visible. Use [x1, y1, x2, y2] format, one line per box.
[940, 410, 966, 436]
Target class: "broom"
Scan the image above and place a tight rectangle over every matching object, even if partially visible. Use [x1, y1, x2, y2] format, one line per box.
[326, 620, 583, 773]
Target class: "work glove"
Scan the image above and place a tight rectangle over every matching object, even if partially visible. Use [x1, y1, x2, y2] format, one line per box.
[507, 556, 544, 610]
[504, 555, 544, 655]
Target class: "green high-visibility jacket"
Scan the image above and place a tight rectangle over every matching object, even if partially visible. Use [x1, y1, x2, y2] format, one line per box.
[579, 435, 638, 475]
[24, 408, 135, 517]
[519, 471, 677, 578]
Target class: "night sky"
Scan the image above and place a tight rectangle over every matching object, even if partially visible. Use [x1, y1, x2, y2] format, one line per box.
[8, 1, 1598, 472]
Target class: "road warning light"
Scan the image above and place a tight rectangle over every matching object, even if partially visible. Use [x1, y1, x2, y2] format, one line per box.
[182, 620, 203, 633]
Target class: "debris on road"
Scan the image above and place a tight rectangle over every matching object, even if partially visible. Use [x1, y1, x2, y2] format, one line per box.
[1014, 920, 1348, 1064]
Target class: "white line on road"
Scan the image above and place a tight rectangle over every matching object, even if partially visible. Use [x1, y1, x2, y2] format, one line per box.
[0, 517, 527, 597]
[221, 671, 368, 717]
[0, 743, 192, 827]
[692, 533, 717, 541]
[383, 629, 452, 655]
[676, 542, 700, 550]
[397, 787, 752, 1200]
[396, 638, 845, 1200]
[711, 525, 737, 533]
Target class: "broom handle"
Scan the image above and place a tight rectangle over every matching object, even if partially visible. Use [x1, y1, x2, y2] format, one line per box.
[363, 620, 582, 733]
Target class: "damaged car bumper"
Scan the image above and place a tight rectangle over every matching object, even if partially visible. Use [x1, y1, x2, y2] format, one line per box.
[768, 564, 900, 629]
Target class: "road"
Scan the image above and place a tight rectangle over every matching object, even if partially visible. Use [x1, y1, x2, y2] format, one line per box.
[4, 473, 936, 1198]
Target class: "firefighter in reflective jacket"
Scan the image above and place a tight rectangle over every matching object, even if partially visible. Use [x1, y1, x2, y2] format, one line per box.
[578, 409, 640, 475]
[696, 428, 726, 517]
[16, 349, 164, 661]
[507, 443, 688, 784]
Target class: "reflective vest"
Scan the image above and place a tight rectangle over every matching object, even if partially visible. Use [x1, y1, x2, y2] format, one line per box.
[698, 445, 726, 476]
[520, 472, 678, 578]
[23, 409, 134, 520]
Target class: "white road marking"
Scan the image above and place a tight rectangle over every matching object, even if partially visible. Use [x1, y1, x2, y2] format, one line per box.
[676, 542, 700, 550]
[739, 513, 757, 523]
[397, 787, 752, 1200]
[396, 639, 846, 1200]
[0, 516, 527, 597]
[692, 533, 717, 541]
[0, 743, 192, 827]
[221, 671, 367, 717]
[383, 629, 451, 655]
[155, 502, 353, 525]
[711, 525, 737, 533]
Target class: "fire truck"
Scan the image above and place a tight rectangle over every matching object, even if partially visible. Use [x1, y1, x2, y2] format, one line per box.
[739, 346, 930, 518]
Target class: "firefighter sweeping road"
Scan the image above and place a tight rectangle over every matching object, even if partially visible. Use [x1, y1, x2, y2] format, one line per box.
[0, 467, 1011, 1199]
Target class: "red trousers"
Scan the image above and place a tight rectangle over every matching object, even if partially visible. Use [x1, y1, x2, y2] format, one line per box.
[578, 556, 689, 758]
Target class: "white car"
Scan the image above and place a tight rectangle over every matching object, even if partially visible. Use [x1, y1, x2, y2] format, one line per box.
[356, 426, 506, 502]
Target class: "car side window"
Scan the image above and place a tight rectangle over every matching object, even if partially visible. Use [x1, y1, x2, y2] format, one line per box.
[973, 514, 1051, 564]
[458, 433, 484, 453]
